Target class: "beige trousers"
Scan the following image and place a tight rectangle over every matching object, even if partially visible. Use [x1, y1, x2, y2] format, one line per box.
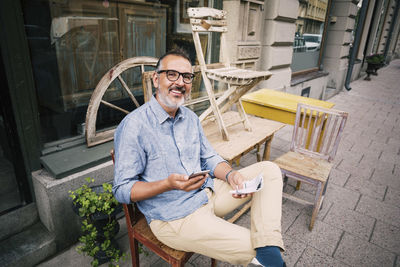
[149, 161, 284, 265]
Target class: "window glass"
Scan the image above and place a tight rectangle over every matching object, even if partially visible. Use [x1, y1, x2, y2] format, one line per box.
[22, 0, 220, 147]
[291, 0, 329, 73]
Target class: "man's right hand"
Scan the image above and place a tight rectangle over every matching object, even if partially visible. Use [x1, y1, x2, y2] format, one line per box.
[130, 173, 207, 202]
[167, 173, 207, 192]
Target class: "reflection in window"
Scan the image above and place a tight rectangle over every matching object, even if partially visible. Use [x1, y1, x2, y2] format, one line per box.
[291, 0, 328, 73]
[22, 0, 166, 144]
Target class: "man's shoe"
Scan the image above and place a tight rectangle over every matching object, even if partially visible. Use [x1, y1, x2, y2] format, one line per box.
[250, 257, 287, 267]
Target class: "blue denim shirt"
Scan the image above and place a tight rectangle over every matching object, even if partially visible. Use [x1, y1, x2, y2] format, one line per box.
[112, 96, 225, 223]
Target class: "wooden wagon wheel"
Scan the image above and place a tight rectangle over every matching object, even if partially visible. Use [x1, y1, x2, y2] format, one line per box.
[85, 56, 158, 147]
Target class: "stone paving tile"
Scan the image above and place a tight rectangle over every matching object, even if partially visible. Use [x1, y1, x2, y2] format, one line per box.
[383, 187, 400, 208]
[281, 235, 307, 267]
[295, 246, 350, 267]
[333, 232, 396, 267]
[282, 200, 304, 233]
[323, 204, 375, 241]
[344, 174, 387, 201]
[286, 213, 342, 256]
[355, 195, 400, 227]
[371, 168, 400, 189]
[349, 137, 372, 152]
[328, 168, 350, 187]
[336, 160, 374, 180]
[370, 220, 400, 255]
[336, 138, 354, 153]
[323, 183, 360, 211]
[379, 151, 400, 165]
[269, 147, 286, 161]
[387, 136, 400, 147]
[369, 140, 397, 154]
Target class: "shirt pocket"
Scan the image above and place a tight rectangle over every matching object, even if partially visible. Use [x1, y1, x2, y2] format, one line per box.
[183, 134, 200, 160]
[143, 143, 167, 181]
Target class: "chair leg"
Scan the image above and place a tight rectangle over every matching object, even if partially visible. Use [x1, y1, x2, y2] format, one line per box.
[296, 181, 301, 190]
[283, 175, 288, 189]
[309, 181, 325, 230]
[131, 238, 140, 267]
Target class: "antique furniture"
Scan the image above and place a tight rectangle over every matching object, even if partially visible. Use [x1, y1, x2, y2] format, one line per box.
[241, 89, 335, 125]
[203, 111, 285, 221]
[273, 103, 348, 230]
[187, 7, 272, 141]
[85, 56, 158, 147]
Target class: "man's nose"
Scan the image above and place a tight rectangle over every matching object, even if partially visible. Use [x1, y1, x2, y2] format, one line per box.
[175, 74, 185, 86]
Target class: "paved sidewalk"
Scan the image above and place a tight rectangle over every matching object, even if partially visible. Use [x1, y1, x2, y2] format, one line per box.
[38, 60, 400, 267]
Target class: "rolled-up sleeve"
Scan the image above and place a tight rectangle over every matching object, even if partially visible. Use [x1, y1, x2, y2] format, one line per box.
[198, 120, 225, 177]
[112, 117, 146, 204]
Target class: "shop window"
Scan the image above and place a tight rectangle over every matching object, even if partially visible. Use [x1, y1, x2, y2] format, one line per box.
[22, 0, 221, 152]
[291, 0, 329, 73]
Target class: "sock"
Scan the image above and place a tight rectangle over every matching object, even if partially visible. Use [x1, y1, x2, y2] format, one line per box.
[255, 246, 284, 267]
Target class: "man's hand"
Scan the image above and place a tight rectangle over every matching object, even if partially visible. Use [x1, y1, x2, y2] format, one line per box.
[167, 173, 207, 192]
[227, 171, 252, 199]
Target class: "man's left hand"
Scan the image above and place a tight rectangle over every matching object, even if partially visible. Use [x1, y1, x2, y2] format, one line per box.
[227, 171, 252, 199]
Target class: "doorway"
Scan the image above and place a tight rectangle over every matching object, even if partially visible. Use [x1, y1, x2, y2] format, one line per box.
[0, 53, 32, 216]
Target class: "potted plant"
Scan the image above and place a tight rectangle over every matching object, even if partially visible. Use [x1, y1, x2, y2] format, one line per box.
[69, 177, 125, 267]
[365, 53, 385, 80]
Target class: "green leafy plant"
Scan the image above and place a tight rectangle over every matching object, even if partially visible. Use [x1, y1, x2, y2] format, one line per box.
[69, 177, 125, 267]
[366, 53, 384, 64]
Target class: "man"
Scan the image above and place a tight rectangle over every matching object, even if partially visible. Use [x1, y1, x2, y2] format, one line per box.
[113, 49, 285, 266]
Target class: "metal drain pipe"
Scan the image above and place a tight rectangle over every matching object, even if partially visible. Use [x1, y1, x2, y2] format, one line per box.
[344, 0, 369, 91]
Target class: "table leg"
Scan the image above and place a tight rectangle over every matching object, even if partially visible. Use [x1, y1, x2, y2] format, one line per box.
[262, 135, 274, 161]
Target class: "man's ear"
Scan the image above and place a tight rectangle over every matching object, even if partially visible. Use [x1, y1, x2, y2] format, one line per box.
[152, 71, 159, 89]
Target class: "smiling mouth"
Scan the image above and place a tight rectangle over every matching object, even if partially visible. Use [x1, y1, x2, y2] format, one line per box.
[169, 87, 186, 96]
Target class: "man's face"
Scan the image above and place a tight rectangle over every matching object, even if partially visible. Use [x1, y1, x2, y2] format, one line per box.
[153, 55, 192, 112]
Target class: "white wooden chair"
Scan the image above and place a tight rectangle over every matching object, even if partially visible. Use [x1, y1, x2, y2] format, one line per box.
[273, 103, 348, 230]
[187, 7, 272, 141]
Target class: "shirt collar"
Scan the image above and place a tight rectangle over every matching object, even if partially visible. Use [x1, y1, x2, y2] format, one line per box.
[149, 96, 185, 124]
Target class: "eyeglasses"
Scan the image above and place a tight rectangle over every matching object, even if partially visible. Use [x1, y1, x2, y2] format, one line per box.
[157, 70, 195, 84]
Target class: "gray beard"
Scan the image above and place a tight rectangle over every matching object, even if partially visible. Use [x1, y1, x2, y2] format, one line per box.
[157, 88, 186, 109]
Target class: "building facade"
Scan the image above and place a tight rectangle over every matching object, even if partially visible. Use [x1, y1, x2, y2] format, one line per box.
[0, 0, 399, 264]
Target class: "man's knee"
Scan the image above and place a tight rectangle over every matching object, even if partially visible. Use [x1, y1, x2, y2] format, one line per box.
[253, 161, 281, 174]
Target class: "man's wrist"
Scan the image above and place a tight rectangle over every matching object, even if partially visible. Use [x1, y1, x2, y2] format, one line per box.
[225, 169, 234, 183]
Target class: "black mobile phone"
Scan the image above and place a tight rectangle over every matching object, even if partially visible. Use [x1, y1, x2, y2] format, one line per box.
[188, 170, 210, 179]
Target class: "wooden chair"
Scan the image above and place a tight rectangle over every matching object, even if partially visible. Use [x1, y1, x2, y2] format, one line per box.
[110, 150, 217, 267]
[273, 103, 348, 230]
[187, 7, 272, 141]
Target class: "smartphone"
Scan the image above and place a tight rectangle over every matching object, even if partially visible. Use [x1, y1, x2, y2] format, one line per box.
[188, 170, 210, 179]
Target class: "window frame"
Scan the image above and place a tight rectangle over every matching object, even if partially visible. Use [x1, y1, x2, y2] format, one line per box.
[291, 0, 332, 77]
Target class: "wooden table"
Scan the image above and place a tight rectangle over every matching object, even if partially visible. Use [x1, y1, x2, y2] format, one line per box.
[202, 111, 285, 165]
[202, 111, 284, 222]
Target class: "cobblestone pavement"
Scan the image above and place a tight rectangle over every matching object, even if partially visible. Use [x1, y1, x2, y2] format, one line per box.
[38, 60, 400, 267]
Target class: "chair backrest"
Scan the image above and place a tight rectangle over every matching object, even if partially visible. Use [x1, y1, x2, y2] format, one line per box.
[187, 7, 228, 68]
[291, 103, 348, 162]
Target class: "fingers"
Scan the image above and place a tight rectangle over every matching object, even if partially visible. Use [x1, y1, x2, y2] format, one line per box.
[168, 173, 206, 191]
[231, 192, 252, 199]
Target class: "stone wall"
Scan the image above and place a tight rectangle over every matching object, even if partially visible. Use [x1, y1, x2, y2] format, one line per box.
[32, 161, 114, 250]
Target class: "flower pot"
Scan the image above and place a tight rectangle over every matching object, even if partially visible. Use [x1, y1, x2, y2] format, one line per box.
[71, 182, 123, 265]
[365, 62, 382, 80]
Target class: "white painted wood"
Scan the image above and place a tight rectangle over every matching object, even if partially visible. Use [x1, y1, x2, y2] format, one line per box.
[274, 103, 348, 230]
[85, 56, 158, 147]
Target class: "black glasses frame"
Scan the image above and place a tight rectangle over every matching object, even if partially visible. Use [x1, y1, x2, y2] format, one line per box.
[157, 69, 195, 84]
